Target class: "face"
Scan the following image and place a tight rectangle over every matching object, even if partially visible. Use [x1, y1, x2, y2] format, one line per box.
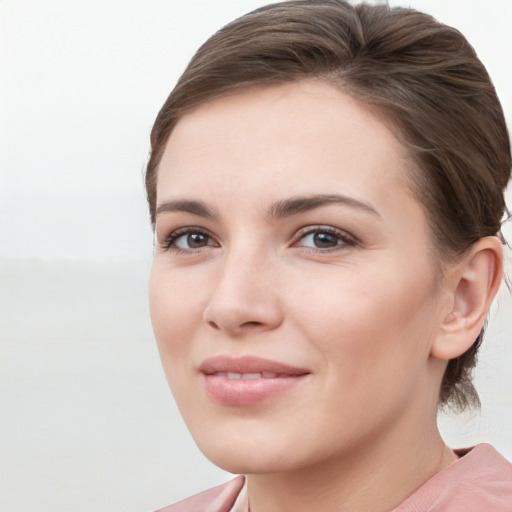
[149, 81, 448, 475]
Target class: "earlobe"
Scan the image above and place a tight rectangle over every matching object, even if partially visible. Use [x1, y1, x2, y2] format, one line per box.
[431, 236, 503, 361]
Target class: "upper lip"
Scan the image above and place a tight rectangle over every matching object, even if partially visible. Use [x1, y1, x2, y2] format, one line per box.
[199, 355, 310, 376]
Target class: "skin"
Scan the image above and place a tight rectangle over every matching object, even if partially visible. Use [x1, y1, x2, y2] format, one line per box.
[149, 81, 501, 512]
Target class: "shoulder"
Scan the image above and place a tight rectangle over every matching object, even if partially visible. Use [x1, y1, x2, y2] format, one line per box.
[155, 475, 246, 512]
[394, 444, 512, 512]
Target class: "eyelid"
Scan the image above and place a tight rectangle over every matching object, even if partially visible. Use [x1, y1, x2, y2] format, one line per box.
[157, 224, 357, 254]
[159, 226, 219, 252]
[292, 225, 357, 250]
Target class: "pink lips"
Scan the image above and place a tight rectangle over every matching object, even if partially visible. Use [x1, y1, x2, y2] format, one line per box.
[199, 355, 310, 406]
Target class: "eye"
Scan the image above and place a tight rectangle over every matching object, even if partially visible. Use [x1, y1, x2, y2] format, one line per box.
[295, 226, 356, 251]
[175, 232, 211, 250]
[161, 228, 218, 252]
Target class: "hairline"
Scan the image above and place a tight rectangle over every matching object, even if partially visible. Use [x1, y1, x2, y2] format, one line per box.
[150, 76, 456, 274]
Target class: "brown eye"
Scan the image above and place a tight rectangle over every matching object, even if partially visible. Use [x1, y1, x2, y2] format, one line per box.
[296, 227, 356, 250]
[183, 233, 210, 249]
[312, 232, 340, 248]
[162, 228, 217, 252]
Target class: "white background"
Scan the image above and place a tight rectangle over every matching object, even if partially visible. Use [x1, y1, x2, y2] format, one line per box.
[1, 1, 511, 510]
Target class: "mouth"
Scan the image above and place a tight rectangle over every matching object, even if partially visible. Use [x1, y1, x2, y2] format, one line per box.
[210, 371, 291, 379]
[199, 355, 310, 406]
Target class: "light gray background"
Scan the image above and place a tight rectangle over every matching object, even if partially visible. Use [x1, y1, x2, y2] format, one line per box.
[1, 1, 511, 510]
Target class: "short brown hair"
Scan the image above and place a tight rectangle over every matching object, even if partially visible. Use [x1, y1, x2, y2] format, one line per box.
[145, 0, 511, 410]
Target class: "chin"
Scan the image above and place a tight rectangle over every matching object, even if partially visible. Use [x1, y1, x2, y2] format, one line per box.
[189, 422, 303, 475]
[201, 446, 293, 475]
[203, 452, 270, 475]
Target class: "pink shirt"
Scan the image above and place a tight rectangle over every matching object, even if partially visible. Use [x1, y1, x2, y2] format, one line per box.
[157, 444, 512, 511]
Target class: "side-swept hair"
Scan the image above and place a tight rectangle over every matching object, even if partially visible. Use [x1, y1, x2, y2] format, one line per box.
[146, 0, 511, 410]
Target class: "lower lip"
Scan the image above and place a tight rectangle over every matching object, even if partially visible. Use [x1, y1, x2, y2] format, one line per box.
[202, 374, 308, 406]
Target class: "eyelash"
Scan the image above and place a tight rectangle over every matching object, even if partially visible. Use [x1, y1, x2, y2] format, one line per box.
[159, 225, 357, 254]
[159, 227, 217, 254]
[293, 226, 357, 252]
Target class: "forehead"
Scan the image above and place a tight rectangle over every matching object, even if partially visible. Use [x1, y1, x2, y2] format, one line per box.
[157, 80, 414, 210]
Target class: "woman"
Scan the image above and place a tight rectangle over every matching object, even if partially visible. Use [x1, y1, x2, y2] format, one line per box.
[146, 1, 512, 510]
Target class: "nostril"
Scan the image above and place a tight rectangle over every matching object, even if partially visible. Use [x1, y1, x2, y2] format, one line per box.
[207, 320, 220, 330]
[241, 321, 264, 329]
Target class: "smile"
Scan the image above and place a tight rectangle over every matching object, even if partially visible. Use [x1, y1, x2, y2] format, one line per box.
[212, 372, 290, 379]
[199, 356, 310, 406]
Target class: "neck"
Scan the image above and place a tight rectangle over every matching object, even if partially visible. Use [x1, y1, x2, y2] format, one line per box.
[246, 416, 456, 512]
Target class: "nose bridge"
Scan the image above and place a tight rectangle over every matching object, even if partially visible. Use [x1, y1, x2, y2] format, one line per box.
[203, 237, 282, 333]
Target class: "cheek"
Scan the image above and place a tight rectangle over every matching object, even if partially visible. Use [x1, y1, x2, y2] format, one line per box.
[294, 265, 437, 380]
[149, 262, 206, 333]
[148, 265, 203, 382]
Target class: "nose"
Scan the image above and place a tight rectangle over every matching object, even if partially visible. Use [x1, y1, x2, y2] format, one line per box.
[203, 249, 283, 336]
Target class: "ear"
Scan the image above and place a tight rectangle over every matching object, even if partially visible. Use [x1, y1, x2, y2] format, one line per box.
[431, 236, 503, 361]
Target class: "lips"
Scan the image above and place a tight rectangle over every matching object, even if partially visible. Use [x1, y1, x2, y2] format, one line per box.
[199, 355, 309, 376]
[199, 355, 310, 406]
[213, 371, 283, 379]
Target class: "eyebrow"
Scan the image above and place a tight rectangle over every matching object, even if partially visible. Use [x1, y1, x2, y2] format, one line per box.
[268, 194, 380, 219]
[155, 199, 216, 218]
[155, 194, 380, 221]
